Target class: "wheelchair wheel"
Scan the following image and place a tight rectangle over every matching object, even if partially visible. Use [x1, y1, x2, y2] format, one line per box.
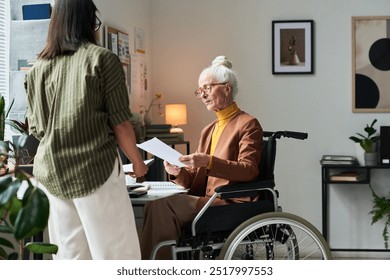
[218, 212, 332, 260]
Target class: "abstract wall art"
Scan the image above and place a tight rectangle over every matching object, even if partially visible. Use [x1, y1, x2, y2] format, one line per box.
[352, 16, 390, 112]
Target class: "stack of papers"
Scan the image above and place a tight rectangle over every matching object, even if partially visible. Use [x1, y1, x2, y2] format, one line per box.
[320, 155, 358, 166]
[329, 171, 366, 182]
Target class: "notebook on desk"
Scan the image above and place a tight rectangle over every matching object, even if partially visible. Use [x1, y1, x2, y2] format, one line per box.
[127, 181, 187, 197]
[146, 181, 187, 194]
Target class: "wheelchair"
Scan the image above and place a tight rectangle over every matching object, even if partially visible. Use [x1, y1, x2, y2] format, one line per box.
[150, 131, 332, 260]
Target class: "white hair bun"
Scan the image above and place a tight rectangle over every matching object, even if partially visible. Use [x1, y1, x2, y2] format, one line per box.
[211, 55, 232, 69]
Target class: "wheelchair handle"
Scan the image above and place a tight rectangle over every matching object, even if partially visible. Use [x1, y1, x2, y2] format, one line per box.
[284, 131, 308, 140]
[264, 130, 308, 140]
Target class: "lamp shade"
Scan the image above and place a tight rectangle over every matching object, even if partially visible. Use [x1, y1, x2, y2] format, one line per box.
[165, 103, 187, 126]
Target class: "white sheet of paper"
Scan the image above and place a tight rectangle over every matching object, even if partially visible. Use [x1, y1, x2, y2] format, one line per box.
[122, 158, 155, 173]
[137, 137, 185, 167]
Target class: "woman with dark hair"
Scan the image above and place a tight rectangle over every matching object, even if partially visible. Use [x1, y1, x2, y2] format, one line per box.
[25, 0, 147, 259]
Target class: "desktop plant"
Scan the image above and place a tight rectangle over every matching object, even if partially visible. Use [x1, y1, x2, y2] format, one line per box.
[369, 184, 390, 249]
[139, 92, 163, 125]
[349, 119, 380, 153]
[0, 134, 57, 259]
[349, 119, 380, 166]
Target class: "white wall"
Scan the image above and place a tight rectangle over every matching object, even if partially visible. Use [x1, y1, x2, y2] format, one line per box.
[149, 0, 390, 254]
[94, 0, 152, 112]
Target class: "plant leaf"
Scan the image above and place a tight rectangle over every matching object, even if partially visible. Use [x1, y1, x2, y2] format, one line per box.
[8, 196, 22, 226]
[349, 136, 361, 143]
[383, 224, 389, 250]
[25, 242, 58, 255]
[0, 175, 13, 192]
[0, 237, 14, 249]
[0, 223, 13, 234]
[0, 96, 4, 114]
[0, 180, 21, 207]
[15, 134, 28, 149]
[356, 133, 367, 139]
[369, 185, 390, 249]
[14, 187, 49, 240]
[7, 252, 18, 260]
[5, 120, 28, 136]
[0, 141, 9, 154]
[5, 98, 14, 118]
[0, 246, 7, 260]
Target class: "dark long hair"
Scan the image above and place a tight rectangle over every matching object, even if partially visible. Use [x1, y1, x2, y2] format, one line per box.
[38, 0, 98, 59]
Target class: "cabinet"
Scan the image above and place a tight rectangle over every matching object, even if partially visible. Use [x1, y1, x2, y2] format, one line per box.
[321, 163, 390, 252]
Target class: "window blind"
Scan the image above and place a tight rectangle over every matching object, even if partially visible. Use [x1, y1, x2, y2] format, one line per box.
[0, 0, 7, 103]
[0, 0, 9, 140]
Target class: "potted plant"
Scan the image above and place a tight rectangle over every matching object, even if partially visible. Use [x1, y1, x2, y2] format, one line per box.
[4, 97, 39, 164]
[139, 92, 163, 126]
[0, 134, 57, 259]
[349, 119, 380, 166]
[369, 184, 390, 249]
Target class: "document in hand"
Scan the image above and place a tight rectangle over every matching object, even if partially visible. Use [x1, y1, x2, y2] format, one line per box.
[137, 137, 185, 167]
[122, 158, 155, 173]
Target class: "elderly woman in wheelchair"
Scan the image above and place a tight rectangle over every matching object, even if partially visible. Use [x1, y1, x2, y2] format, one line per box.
[140, 56, 332, 260]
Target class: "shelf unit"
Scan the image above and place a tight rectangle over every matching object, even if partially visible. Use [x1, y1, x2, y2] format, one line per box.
[321, 163, 390, 252]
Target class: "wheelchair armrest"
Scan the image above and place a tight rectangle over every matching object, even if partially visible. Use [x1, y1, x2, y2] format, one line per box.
[214, 179, 275, 199]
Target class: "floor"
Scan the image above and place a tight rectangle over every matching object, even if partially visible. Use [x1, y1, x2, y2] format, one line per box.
[332, 251, 390, 260]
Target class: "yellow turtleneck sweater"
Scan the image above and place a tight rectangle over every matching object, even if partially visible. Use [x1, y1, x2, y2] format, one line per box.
[210, 102, 240, 157]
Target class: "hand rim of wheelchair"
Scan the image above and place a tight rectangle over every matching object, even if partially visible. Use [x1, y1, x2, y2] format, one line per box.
[217, 211, 333, 260]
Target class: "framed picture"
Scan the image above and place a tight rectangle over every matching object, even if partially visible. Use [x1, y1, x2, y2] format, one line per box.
[105, 26, 130, 65]
[352, 16, 390, 112]
[118, 31, 130, 64]
[272, 20, 314, 74]
[105, 26, 119, 55]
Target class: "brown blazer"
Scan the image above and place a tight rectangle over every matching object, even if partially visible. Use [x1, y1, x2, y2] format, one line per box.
[172, 109, 263, 208]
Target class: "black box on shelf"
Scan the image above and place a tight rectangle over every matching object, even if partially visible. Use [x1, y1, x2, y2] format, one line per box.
[380, 126, 390, 165]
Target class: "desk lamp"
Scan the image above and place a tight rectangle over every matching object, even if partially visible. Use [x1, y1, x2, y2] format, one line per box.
[165, 103, 187, 140]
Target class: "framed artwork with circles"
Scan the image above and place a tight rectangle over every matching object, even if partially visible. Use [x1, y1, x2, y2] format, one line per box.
[352, 16, 390, 112]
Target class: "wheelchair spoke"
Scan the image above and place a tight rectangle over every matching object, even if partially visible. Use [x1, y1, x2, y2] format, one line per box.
[219, 212, 332, 260]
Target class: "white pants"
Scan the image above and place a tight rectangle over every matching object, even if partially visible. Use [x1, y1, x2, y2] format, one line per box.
[36, 157, 141, 260]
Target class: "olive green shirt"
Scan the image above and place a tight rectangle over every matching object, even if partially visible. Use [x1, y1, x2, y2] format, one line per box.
[25, 43, 132, 199]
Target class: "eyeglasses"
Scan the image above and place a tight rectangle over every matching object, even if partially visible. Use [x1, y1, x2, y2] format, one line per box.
[95, 17, 102, 31]
[194, 82, 229, 98]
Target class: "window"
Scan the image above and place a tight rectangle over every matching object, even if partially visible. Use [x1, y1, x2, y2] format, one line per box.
[0, 0, 7, 105]
[0, 0, 9, 139]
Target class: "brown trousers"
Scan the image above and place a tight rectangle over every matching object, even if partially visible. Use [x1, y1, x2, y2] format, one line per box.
[140, 194, 199, 259]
